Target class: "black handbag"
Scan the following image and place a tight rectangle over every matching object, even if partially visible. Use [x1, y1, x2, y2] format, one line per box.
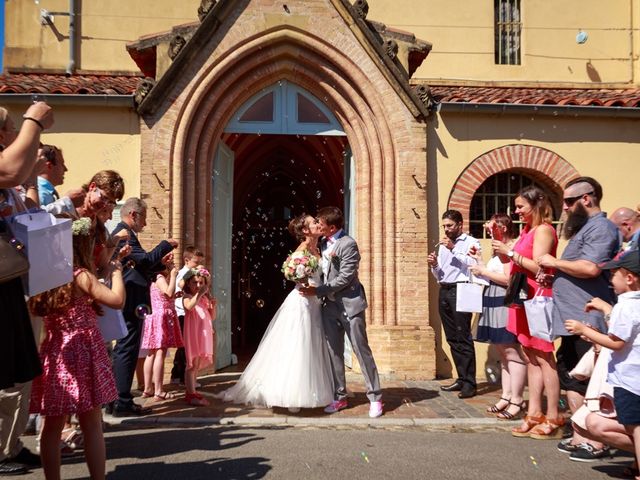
[504, 271, 530, 307]
[0, 232, 29, 284]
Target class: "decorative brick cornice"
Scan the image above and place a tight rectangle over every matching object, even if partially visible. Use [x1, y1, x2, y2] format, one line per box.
[448, 144, 580, 223]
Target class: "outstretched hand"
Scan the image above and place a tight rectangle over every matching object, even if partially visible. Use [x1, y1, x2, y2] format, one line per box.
[299, 285, 317, 297]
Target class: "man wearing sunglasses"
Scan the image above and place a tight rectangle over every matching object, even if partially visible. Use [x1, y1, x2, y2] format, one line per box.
[537, 176, 620, 460]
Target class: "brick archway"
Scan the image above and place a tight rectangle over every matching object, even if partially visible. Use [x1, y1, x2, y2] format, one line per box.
[448, 144, 581, 223]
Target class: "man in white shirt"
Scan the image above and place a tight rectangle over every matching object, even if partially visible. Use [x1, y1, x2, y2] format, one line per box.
[428, 210, 480, 398]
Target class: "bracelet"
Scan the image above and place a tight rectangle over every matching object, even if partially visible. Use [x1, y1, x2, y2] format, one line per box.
[22, 116, 44, 130]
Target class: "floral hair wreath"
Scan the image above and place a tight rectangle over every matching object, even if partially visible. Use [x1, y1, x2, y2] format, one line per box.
[72, 217, 92, 236]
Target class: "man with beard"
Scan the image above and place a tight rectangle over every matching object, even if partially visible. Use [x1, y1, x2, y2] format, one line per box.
[537, 177, 620, 460]
[428, 210, 481, 399]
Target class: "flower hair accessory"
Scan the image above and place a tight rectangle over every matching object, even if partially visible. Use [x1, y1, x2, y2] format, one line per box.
[197, 267, 210, 277]
[72, 217, 92, 236]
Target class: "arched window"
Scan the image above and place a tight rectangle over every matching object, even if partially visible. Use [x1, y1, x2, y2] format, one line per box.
[469, 171, 560, 238]
[224, 80, 345, 136]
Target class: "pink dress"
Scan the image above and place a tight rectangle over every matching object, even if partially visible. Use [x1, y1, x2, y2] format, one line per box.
[183, 295, 215, 370]
[30, 270, 117, 416]
[141, 276, 184, 349]
[507, 223, 557, 353]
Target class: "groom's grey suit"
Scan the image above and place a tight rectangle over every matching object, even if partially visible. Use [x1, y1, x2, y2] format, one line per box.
[316, 231, 382, 403]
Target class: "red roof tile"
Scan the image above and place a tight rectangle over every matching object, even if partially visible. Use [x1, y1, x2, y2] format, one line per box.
[0, 73, 142, 95]
[430, 85, 640, 108]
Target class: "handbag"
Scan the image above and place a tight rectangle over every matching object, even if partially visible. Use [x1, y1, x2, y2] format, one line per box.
[456, 274, 485, 313]
[0, 235, 30, 284]
[523, 288, 554, 342]
[504, 271, 530, 307]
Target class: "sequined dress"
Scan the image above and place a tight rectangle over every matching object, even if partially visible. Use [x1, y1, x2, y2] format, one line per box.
[30, 271, 117, 416]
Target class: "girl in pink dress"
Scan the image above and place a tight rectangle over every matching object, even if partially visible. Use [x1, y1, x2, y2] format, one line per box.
[141, 253, 184, 401]
[181, 268, 216, 406]
[492, 185, 563, 439]
[29, 217, 125, 480]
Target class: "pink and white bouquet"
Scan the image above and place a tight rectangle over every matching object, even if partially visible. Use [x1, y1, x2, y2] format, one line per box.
[281, 250, 319, 284]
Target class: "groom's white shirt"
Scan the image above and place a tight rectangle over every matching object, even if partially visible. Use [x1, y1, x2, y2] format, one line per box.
[322, 228, 343, 277]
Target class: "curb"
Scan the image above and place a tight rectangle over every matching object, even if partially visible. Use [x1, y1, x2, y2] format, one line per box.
[107, 414, 518, 431]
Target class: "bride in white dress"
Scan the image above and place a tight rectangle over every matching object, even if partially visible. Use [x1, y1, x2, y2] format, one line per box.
[219, 214, 334, 409]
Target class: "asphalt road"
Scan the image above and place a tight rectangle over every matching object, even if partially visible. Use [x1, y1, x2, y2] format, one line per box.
[19, 424, 633, 479]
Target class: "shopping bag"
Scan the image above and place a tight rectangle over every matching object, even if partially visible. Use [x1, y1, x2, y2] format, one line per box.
[11, 211, 73, 296]
[523, 289, 554, 342]
[97, 306, 128, 342]
[456, 280, 484, 313]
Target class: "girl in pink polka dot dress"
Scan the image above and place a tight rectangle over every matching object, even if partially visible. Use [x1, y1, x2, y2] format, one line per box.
[29, 217, 125, 480]
[141, 253, 183, 401]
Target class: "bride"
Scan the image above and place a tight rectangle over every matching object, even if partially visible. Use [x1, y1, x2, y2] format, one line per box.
[219, 214, 334, 410]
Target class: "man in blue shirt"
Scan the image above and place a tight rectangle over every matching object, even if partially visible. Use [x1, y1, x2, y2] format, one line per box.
[36, 145, 65, 206]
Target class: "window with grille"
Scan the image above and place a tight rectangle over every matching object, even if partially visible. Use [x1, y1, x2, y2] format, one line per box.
[494, 0, 521, 65]
[469, 172, 559, 239]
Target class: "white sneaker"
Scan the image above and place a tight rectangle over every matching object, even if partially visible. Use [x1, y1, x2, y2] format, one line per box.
[369, 401, 383, 418]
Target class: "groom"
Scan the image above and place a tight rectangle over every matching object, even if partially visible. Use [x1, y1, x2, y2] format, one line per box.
[300, 206, 383, 418]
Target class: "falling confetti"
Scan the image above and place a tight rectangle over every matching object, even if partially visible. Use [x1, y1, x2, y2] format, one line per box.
[360, 452, 369, 463]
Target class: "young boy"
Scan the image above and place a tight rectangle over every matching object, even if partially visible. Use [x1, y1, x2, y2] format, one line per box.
[565, 248, 640, 477]
[170, 246, 205, 384]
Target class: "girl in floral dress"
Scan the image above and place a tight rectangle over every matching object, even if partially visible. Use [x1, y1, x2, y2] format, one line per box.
[141, 253, 183, 401]
[29, 217, 125, 480]
[181, 268, 216, 406]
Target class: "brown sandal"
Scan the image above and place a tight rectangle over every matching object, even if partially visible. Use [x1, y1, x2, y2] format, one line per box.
[497, 401, 525, 420]
[511, 414, 545, 437]
[487, 397, 510, 414]
[529, 416, 566, 440]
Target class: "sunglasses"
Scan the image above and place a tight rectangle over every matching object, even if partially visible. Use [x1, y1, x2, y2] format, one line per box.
[562, 191, 594, 207]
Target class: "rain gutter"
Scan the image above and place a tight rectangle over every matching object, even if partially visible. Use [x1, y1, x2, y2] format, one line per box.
[437, 102, 640, 118]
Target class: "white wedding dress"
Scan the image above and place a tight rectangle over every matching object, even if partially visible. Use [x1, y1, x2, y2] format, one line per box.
[219, 270, 334, 408]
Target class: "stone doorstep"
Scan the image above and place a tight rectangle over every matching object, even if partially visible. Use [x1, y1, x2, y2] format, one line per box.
[108, 373, 549, 430]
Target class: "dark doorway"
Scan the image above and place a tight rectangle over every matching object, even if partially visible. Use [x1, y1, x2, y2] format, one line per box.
[223, 133, 348, 359]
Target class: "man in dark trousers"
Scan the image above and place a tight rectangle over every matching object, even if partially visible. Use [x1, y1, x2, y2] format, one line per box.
[110, 197, 177, 416]
[428, 210, 481, 399]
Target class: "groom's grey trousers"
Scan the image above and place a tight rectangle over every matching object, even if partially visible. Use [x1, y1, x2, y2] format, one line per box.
[322, 300, 382, 403]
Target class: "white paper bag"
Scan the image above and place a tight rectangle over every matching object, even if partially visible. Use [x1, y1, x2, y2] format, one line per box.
[97, 306, 128, 342]
[11, 212, 73, 296]
[523, 290, 554, 342]
[456, 282, 484, 313]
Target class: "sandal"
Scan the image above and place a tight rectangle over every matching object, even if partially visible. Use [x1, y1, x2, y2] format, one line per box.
[497, 401, 526, 420]
[487, 397, 510, 414]
[151, 391, 176, 401]
[185, 392, 209, 406]
[529, 416, 566, 440]
[511, 414, 545, 437]
[141, 391, 154, 399]
[61, 427, 84, 450]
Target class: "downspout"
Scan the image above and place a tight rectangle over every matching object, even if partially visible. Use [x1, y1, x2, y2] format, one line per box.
[66, 0, 77, 75]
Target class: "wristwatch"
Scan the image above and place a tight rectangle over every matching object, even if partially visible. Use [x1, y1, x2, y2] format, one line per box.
[507, 250, 515, 258]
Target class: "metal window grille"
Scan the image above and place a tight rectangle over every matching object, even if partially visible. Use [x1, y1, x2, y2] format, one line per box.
[469, 172, 559, 239]
[495, 0, 521, 65]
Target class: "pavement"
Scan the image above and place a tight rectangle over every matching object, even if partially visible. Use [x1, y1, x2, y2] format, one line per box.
[106, 367, 562, 431]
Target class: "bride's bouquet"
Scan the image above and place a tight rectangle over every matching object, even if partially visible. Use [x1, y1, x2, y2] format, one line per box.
[281, 250, 319, 285]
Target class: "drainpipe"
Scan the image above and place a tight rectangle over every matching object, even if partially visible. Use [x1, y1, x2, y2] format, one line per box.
[40, 0, 76, 74]
[67, 0, 76, 75]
